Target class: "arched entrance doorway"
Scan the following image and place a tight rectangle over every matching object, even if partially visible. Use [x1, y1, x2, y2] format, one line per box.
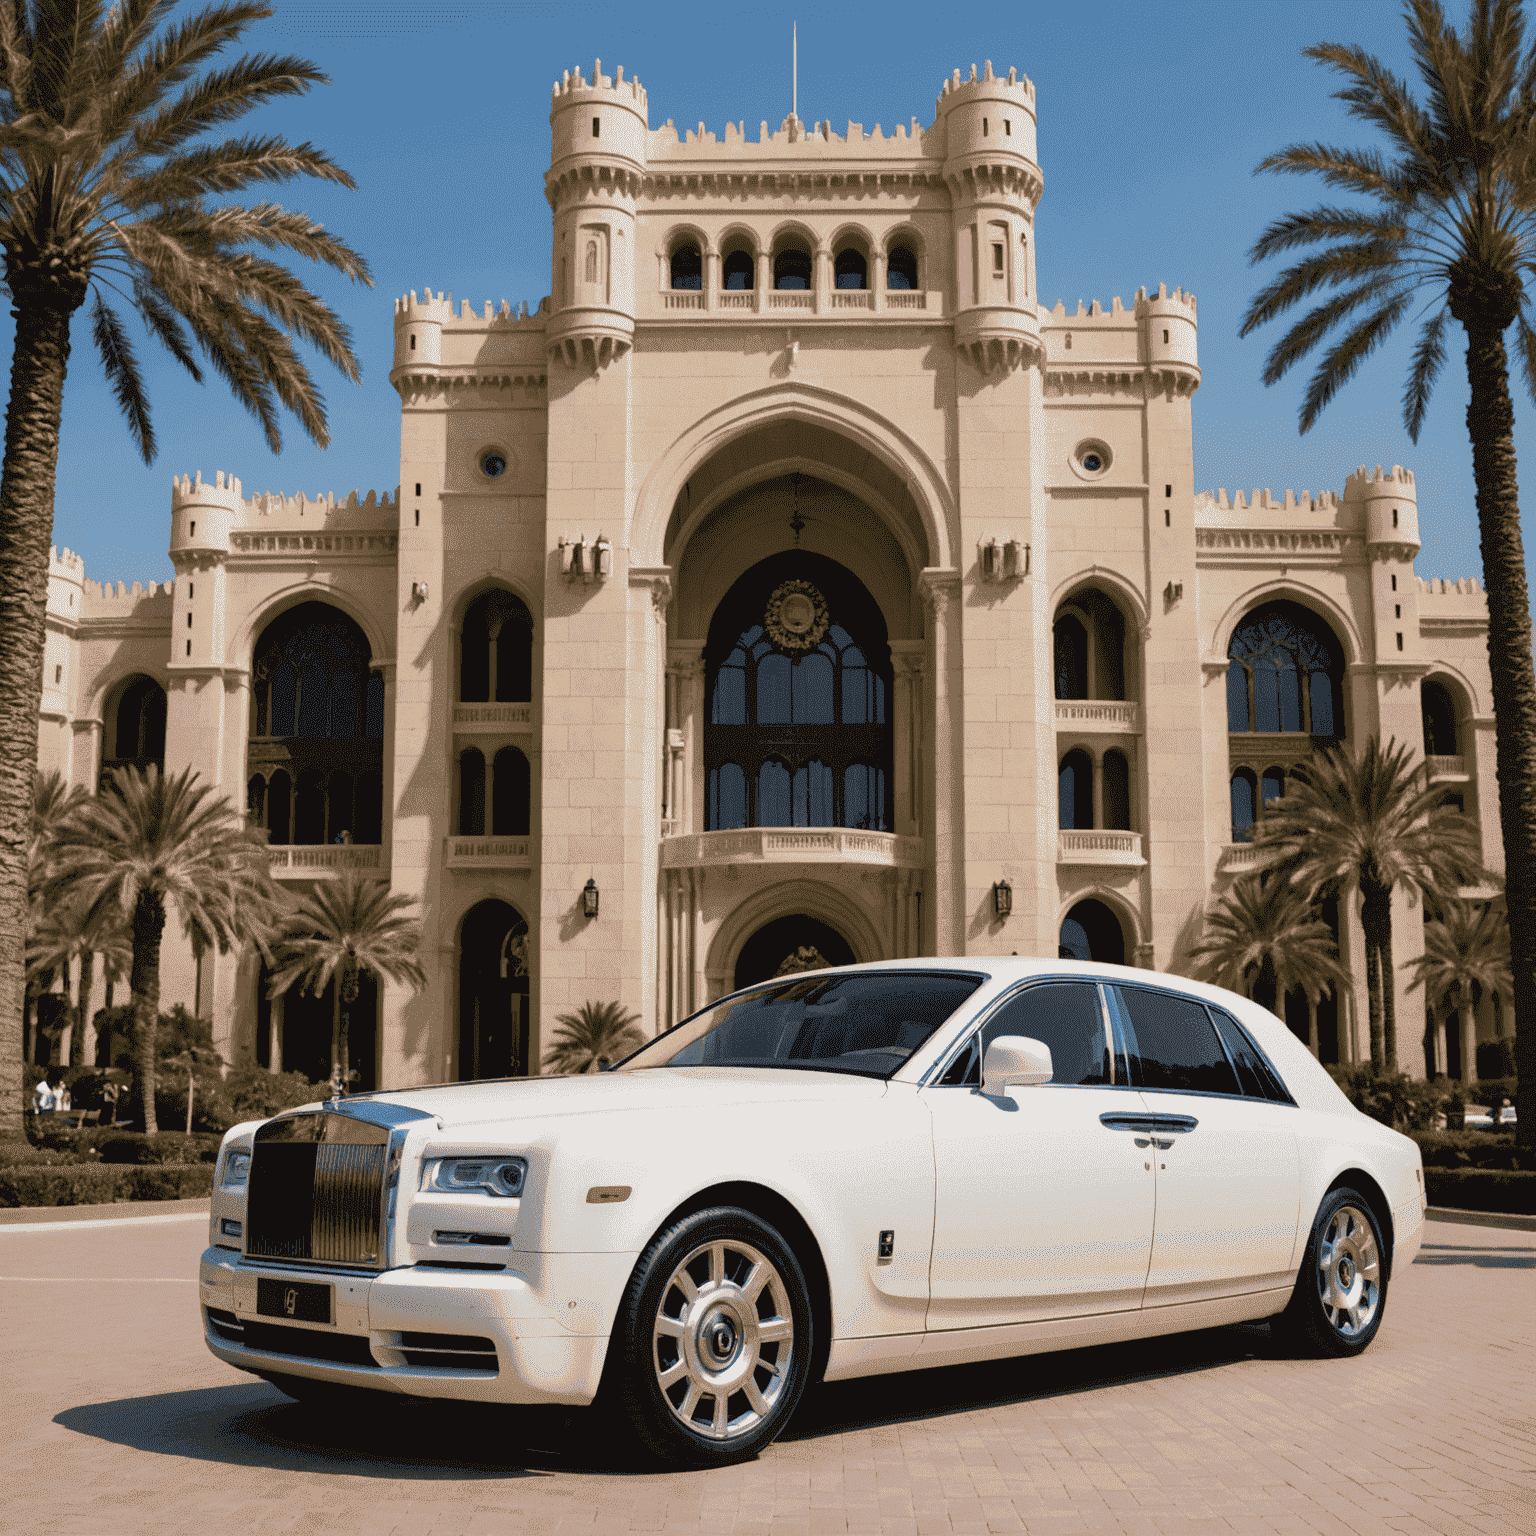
[1059, 899, 1126, 966]
[734, 915, 856, 990]
[459, 900, 530, 1080]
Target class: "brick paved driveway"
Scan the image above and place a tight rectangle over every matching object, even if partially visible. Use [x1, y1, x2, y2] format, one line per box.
[1, 1211, 1531, 1536]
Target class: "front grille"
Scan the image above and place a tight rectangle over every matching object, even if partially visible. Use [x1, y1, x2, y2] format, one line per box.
[246, 1112, 389, 1267]
[398, 1332, 498, 1373]
[242, 1321, 380, 1367]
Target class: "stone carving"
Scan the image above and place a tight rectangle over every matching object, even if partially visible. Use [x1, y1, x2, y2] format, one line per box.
[764, 579, 829, 653]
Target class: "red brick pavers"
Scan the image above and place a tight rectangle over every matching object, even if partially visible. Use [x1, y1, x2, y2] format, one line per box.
[1, 1213, 1531, 1536]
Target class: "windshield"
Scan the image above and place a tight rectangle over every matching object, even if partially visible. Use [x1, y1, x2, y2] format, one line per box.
[618, 970, 986, 1078]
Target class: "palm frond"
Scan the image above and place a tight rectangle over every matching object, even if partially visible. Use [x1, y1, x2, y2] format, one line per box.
[1248, 276, 1397, 383]
[1405, 306, 1450, 439]
[90, 289, 154, 461]
[267, 873, 427, 1002]
[1298, 292, 1414, 432]
[544, 1001, 645, 1075]
[1247, 206, 1407, 266]
[116, 132, 357, 204]
[132, 278, 202, 380]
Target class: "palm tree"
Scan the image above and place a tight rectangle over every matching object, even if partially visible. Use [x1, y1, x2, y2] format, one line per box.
[544, 1001, 645, 1077]
[267, 874, 426, 1090]
[48, 764, 276, 1132]
[0, 3, 369, 1136]
[1254, 737, 1482, 1071]
[1241, 0, 1536, 1142]
[23, 769, 82, 1064]
[1188, 874, 1351, 1047]
[26, 895, 129, 1066]
[1410, 897, 1512, 1081]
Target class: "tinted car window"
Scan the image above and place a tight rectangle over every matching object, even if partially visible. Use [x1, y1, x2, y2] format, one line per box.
[1208, 1006, 1294, 1104]
[622, 971, 984, 1079]
[938, 981, 1111, 1088]
[1112, 985, 1242, 1096]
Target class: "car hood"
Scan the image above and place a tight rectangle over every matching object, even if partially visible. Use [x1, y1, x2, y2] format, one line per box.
[355, 1067, 891, 1130]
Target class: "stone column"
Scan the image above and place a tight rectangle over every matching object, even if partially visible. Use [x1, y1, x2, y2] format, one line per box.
[891, 643, 924, 837]
[921, 568, 963, 954]
[705, 247, 720, 312]
[755, 252, 770, 312]
[872, 251, 887, 313]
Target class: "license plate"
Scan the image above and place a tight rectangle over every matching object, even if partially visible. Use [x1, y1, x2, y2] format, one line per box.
[257, 1277, 332, 1325]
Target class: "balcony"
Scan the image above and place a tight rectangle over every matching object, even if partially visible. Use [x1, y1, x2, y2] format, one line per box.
[661, 827, 924, 871]
[267, 844, 384, 879]
[451, 702, 535, 735]
[765, 291, 814, 312]
[444, 835, 533, 871]
[1057, 830, 1144, 867]
[1426, 754, 1469, 782]
[1053, 701, 1141, 733]
[1217, 842, 1276, 874]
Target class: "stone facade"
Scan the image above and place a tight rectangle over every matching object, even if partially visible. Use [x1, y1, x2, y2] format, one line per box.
[36, 59, 1501, 1085]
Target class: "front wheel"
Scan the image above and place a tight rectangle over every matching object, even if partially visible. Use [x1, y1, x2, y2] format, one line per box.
[603, 1205, 816, 1467]
[1278, 1187, 1388, 1357]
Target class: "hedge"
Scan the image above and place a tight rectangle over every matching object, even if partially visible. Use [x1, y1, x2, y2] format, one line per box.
[1424, 1167, 1536, 1216]
[0, 1162, 214, 1208]
[1411, 1130, 1526, 1172]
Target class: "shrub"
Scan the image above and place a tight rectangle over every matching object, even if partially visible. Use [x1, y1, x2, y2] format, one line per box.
[0, 1143, 97, 1170]
[96, 1131, 221, 1165]
[1476, 1039, 1518, 1081]
[1410, 1130, 1526, 1172]
[226, 1066, 324, 1122]
[1423, 1167, 1536, 1215]
[0, 1161, 214, 1208]
[1327, 1065, 1450, 1131]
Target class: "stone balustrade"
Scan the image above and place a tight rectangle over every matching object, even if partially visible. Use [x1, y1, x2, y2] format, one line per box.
[1057, 829, 1144, 866]
[443, 835, 533, 870]
[1053, 700, 1141, 732]
[661, 826, 924, 870]
[267, 844, 384, 878]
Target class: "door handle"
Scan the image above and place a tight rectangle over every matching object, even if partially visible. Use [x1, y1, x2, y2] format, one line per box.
[1101, 1113, 1160, 1134]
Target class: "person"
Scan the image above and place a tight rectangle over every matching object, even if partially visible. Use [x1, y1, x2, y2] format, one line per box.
[31, 1074, 55, 1115]
[100, 1079, 121, 1124]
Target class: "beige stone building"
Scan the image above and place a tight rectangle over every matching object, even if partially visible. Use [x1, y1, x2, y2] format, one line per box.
[35, 59, 1503, 1087]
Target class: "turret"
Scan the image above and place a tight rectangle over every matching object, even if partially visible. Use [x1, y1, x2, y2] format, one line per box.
[43, 545, 85, 717]
[169, 470, 238, 669]
[169, 470, 239, 560]
[1346, 464, 1421, 665]
[937, 62, 1043, 374]
[545, 60, 648, 369]
[1141, 283, 1200, 394]
[392, 288, 452, 372]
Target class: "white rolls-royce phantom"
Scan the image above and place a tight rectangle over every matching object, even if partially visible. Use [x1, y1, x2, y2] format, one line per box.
[201, 959, 1426, 1466]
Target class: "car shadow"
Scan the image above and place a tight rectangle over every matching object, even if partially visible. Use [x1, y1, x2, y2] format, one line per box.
[785, 1322, 1284, 1443]
[1414, 1242, 1536, 1270]
[54, 1381, 566, 1478]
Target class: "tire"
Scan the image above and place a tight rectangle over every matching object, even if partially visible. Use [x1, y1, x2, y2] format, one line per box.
[1277, 1187, 1389, 1357]
[602, 1205, 816, 1468]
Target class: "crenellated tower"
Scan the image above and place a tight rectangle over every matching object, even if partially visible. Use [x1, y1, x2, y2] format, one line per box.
[1346, 463, 1422, 669]
[169, 469, 239, 671]
[545, 60, 648, 369]
[936, 62, 1043, 373]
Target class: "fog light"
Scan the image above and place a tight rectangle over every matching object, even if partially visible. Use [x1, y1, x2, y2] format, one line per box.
[220, 1219, 242, 1239]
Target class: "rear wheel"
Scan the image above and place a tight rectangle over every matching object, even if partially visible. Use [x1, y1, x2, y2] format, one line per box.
[603, 1205, 815, 1467]
[1278, 1187, 1388, 1357]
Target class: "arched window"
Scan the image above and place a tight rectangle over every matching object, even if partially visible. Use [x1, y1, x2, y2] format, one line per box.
[584, 240, 599, 284]
[1054, 590, 1126, 701]
[459, 748, 486, 836]
[492, 747, 531, 836]
[773, 244, 812, 290]
[460, 590, 533, 704]
[103, 675, 166, 781]
[1421, 680, 1458, 756]
[1058, 748, 1093, 830]
[1226, 601, 1343, 736]
[248, 602, 383, 845]
[1230, 769, 1257, 843]
[705, 551, 892, 831]
[887, 245, 918, 290]
[669, 242, 702, 291]
[1261, 765, 1285, 810]
[1059, 899, 1125, 964]
[722, 249, 754, 290]
[1103, 749, 1130, 830]
[833, 248, 867, 289]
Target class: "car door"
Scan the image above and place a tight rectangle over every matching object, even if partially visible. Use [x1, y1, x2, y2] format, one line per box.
[1105, 983, 1301, 1307]
[923, 979, 1157, 1332]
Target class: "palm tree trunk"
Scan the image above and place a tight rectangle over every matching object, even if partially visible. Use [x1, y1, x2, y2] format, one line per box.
[0, 299, 76, 1138]
[1459, 1002, 1477, 1086]
[330, 983, 341, 1088]
[1255, 958, 1278, 1014]
[128, 892, 166, 1134]
[1361, 918, 1386, 1073]
[1378, 915, 1398, 1073]
[74, 948, 95, 1068]
[1461, 318, 1536, 1151]
[1433, 1002, 1447, 1077]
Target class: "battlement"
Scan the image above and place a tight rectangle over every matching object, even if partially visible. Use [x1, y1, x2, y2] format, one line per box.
[393, 289, 546, 330]
[1418, 576, 1484, 596]
[551, 59, 647, 111]
[936, 60, 1036, 112]
[172, 469, 397, 531]
[1196, 488, 1343, 514]
[1344, 464, 1416, 501]
[646, 113, 938, 161]
[1045, 285, 1198, 323]
[49, 545, 84, 579]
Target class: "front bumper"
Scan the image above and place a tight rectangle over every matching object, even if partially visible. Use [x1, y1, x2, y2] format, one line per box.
[199, 1246, 637, 1405]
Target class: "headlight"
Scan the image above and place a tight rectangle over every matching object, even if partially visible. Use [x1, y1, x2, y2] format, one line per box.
[424, 1156, 527, 1198]
[221, 1150, 250, 1189]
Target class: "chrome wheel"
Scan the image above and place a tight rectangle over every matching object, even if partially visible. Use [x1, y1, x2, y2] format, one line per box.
[1314, 1203, 1381, 1339]
[651, 1236, 795, 1442]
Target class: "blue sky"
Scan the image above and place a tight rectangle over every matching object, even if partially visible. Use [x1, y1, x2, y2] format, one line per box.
[17, 0, 1536, 608]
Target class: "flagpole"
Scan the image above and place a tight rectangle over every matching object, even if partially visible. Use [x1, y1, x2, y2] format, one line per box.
[793, 22, 798, 120]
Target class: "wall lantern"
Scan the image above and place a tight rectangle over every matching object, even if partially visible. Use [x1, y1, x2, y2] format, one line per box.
[992, 879, 1012, 919]
[582, 878, 600, 919]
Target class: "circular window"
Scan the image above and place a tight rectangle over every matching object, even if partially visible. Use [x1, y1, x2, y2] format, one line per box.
[480, 451, 507, 479]
[1073, 440, 1112, 479]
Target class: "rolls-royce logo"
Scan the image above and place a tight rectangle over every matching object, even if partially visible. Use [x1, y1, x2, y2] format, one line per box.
[283, 1287, 299, 1317]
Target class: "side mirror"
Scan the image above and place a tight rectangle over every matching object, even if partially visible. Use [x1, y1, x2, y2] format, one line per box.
[982, 1035, 1053, 1097]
